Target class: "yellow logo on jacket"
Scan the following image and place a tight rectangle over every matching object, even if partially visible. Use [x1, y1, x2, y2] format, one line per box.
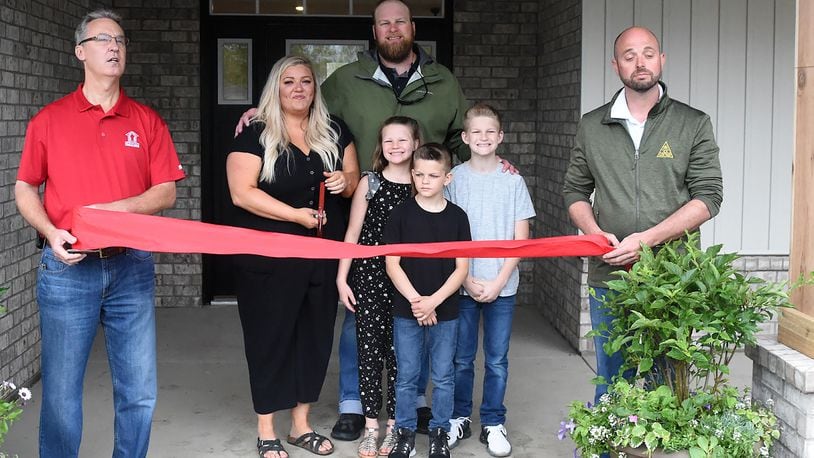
[657, 142, 673, 158]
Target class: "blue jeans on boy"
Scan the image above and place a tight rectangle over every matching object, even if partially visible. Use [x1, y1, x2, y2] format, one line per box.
[339, 310, 430, 414]
[453, 295, 515, 426]
[37, 246, 157, 458]
[393, 317, 457, 432]
[590, 287, 631, 404]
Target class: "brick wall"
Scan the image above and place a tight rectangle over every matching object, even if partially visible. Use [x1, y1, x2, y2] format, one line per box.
[451, 0, 541, 308]
[748, 337, 814, 458]
[532, 0, 583, 347]
[114, 0, 202, 307]
[0, 0, 202, 388]
[0, 0, 88, 389]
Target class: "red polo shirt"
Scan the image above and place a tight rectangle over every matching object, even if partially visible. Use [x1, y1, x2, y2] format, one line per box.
[18, 84, 186, 230]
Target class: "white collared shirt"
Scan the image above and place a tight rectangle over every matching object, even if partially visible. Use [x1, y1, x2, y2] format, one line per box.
[609, 85, 664, 150]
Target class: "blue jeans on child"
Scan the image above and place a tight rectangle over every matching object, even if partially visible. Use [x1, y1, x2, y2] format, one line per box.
[37, 246, 157, 458]
[452, 295, 514, 426]
[338, 310, 431, 414]
[393, 317, 457, 431]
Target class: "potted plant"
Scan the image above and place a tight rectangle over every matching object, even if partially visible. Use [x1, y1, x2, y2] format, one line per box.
[559, 233, 806, 457]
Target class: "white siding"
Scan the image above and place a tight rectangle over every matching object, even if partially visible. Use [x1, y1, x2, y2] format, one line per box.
[580, 0, 795, 254]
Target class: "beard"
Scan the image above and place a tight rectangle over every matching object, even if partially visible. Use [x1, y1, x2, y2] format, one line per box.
[622, 69, 661, 93]
[377, 34, 414, 63]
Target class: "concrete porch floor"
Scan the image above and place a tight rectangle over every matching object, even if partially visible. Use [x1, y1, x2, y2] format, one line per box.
[2, 306, 752, 457]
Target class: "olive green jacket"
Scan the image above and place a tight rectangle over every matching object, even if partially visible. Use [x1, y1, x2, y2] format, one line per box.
[563, 84, 723, 286]
[321, 47, 470, 169]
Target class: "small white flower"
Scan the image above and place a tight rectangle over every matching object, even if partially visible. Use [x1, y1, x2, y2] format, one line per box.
[18, 387, 31, 401]
[599, 393, 611, 404]
[759, 446, 769, 456]
[766, 398, 775, 407]
[732, 429, 741, 441]
[714, 428, 723, 438]
[2, 381, 16, 391]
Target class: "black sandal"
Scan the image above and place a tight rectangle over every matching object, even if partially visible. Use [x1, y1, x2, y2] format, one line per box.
[257, 437, 287, 457]
[286, 431, 334, 456]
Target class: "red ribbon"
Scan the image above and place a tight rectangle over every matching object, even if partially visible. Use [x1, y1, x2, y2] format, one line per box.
[71, 207, 612, 259]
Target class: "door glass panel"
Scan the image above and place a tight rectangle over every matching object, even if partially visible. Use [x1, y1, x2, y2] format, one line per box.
[354, 0, 443, 17]
[286, 40, 368, 84]
[211, 0, 443, 16]
[307, 0, 349, 15]
[211, 0, 256, 14]
[259, 0, 303, 14]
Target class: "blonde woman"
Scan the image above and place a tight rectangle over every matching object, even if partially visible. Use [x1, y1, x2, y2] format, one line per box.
[227, 55, 360, 458]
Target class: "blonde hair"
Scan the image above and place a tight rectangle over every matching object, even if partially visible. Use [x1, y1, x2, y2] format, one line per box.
[253, 55, 340, 183]
[463, 102, 502, 131]
[371, 116, 423, 173]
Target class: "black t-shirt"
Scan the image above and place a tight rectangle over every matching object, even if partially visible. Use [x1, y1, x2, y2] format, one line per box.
[382, 198, 471, 321]
[229, 116, 353, 241]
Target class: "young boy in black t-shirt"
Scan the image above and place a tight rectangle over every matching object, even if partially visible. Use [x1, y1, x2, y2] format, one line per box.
[383, 143, 471, 458]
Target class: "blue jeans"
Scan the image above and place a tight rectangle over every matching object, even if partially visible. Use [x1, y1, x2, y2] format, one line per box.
[393, 317, 457, 432]
[589, 287, 631, 404]
[453, 295, 514, 426]
[337, 309, 363, 415]
[37, 246, 157, 458]
[338, 310, 430, 414]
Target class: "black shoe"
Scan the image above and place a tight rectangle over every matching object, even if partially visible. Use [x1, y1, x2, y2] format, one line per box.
[389, 428, 416, 458]
[428, 427, 450, 458]
[416, 406, 432, 434]
[330, 413, 364, 441]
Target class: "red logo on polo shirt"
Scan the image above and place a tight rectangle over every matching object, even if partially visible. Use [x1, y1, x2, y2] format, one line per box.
[124, 131, 141, 148]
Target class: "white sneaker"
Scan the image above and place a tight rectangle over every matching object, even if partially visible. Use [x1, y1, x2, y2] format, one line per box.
[447, 416, 471, 449]
[479, 424, 512, 457]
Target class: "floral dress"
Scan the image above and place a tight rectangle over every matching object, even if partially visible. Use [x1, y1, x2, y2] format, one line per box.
[349, 172, 412, 419]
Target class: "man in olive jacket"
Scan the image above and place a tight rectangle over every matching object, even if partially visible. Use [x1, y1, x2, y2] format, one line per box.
[562, 26, 723, 404]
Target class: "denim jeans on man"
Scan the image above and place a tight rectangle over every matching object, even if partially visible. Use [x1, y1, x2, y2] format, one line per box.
[453, 295, 515, 426]
[393, 317, 457, 431]
[37, 246, 157, 458]
[338, 310, 431, 414]
[589, 287, 634, 404]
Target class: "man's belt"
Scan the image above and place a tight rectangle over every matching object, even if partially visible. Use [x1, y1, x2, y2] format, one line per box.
[81, 247, 127, 258]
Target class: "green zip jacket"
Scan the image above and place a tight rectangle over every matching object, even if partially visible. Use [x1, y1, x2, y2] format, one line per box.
[562, 84, 723, 287]
[321, 48, 470, 169]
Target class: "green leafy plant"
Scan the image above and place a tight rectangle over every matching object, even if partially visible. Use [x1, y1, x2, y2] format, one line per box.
[0, 381, 31, 447]
[560, 233, 804, 457]
[565, 380, 778, 457]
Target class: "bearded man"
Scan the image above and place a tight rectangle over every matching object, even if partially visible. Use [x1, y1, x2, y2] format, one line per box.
[320, 0, 471, 168]
[562, 26, 723, 404]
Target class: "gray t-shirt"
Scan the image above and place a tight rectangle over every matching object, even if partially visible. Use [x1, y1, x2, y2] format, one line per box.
[446, 162, 536, 296]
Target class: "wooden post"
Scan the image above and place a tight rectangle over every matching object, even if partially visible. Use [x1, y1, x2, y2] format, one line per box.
[778, 0, 814, 356]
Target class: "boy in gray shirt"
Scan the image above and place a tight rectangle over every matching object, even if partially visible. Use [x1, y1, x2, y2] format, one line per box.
[444, 103, 535, 457]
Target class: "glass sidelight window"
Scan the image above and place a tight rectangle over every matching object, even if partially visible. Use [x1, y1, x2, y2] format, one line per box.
[210, 0, 444, 17]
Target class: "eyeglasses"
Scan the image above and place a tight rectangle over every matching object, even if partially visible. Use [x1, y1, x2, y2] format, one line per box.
[394, 73, 429, 105]
[78, 33, 130, 47]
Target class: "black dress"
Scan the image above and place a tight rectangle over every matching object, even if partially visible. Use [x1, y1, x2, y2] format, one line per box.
[348, 173, 412, 419]
[229, 117, 352, 414]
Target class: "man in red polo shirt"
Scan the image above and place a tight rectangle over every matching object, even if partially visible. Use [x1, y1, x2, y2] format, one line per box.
[14, 9, 184, 458]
